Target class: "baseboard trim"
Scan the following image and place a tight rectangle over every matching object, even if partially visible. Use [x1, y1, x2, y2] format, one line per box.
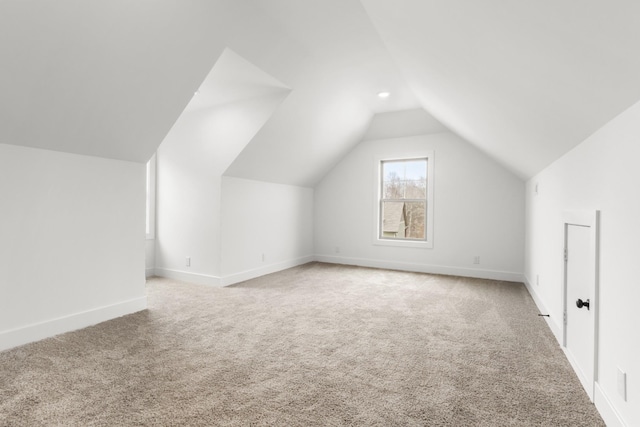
[524, 276, 624, 426]
[156, 256, 523, 286]
[315, 255, 524, 282]
[522, 275, 562, 342]
[0, 296, 147, 353]
[154, 268, 222, 287]
[221, 255, 315, 286]
[594, 382, 627, 427]
[561, 342, 593, 400]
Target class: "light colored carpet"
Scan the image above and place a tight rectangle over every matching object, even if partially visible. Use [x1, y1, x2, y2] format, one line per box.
[0, 262, 604, 426]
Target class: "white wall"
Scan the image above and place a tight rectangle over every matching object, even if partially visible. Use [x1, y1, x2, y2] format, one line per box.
[155, 103, 251, 282]
[154, 93, 298, 285]
[220, 177, 314, 284]
[315, 131, 525, 281]
[0, 144, 146, 351]
[145, 240, 155, 277]
[525, 100, 640, 427]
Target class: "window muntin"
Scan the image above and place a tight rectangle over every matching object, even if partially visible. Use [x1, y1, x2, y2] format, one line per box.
[380, 158, 427, 241]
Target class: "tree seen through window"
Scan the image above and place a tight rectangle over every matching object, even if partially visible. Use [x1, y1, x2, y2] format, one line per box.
[380, 158, 427, 240]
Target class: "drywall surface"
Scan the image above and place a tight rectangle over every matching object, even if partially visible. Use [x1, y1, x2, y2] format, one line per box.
[361, 0, 640, 180]
[362, 108, 447, 141]
[315, 132, 525, 281]
[220, 177, 314, 284]
[155, 93, 288, 285]
[525, 99, 640, 426]
[0, 144, 146, 350]
[145, 240, 155, 277]
[154, 108, 223, 282]
[0, 2, 227, 163]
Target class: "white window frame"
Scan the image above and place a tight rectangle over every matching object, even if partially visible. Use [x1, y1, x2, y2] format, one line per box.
[146, 154, 156, 240]
[373, 151, 434, 249]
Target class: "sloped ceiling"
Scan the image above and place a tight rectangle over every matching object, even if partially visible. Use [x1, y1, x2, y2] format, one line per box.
[185, 49, 290, 114]
[0, 1, 230, 163]
[4, 0, 640, 183]
[223, 0, 421, 186]
[361, 0, 640, 178]
[161, 47, 291, 174]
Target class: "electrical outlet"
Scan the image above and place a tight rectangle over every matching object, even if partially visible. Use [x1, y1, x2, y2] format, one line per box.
[536, 275, 539, 286]
[261, 253, 265, 262]
[618, 368, 627, 401]
[186, 256, 191, 267]
[473, 256, 480, 265]
[335, 246, 340, 254]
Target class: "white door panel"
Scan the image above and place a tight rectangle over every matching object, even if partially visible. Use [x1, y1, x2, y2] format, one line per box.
[565, 224, 593, 395]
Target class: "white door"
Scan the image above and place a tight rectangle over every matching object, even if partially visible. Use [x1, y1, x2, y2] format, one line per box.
[564, 223, 596, 399]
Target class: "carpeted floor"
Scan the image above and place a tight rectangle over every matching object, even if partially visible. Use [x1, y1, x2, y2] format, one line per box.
[0, 262, 604, 426]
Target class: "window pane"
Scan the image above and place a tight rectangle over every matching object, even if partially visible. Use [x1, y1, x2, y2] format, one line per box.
[404, 201, 426, 239]
[380, 201, 407, 238]
[378, 155, 431, 245]
[404, 180, 426, 199]
[382, 161, 405, 182]
[383, 181, 405, 199]
[382, 158, 427, 201]
[382, 159, 426, 182]
[380, 201, 426, 240]
[402, 159, 427, 181]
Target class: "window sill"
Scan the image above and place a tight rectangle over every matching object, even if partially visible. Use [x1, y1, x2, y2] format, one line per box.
[373, 238, 433, 249]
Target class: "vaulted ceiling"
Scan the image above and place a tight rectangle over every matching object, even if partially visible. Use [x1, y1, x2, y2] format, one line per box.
[361, 0, 640, 178]
[2, 0, 640, 184]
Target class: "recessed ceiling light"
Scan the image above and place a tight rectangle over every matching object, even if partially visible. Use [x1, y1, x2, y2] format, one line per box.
[194, 90, 200, 96]
[377, 91, 390, 99]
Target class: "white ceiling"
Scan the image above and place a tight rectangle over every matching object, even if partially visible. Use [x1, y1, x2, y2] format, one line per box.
[224, 0, 422, 186]
[362, 109, 448, 142]
[0, 1, 228, 163]
[361, 0, 640, 178]
[185, 49, 290, 114]
[3, 0, 640, 183]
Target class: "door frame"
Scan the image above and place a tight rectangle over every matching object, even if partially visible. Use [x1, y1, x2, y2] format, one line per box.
[561, 210, 600, 400]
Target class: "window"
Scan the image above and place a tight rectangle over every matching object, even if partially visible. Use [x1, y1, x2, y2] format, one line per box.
[374, 152, 434, 248]
[146, 154, 156, 239]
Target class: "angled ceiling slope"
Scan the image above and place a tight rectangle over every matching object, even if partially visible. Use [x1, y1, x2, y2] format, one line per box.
[187, 48, 290, 114]
[0, 1, 226, 163]
[159, 48, 291, 174]
[224, 0, 421, 187]
[361, 0, 640, 178]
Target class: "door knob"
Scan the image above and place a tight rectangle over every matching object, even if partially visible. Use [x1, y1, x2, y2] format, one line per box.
[576, 298, 590, 310]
